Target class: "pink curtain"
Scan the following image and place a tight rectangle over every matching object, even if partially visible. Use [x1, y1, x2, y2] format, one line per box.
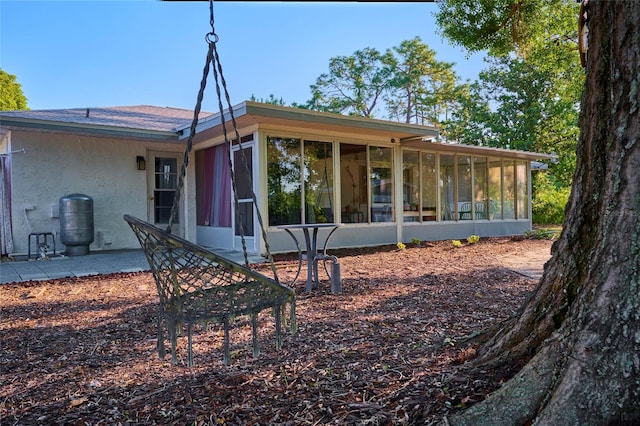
[198, 145, 231, 227]
[0, 156, 13, 255]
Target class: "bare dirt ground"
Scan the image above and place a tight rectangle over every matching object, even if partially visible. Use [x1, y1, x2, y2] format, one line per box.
[1, 237, 552, 425]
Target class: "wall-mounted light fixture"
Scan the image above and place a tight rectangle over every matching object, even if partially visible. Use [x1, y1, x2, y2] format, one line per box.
[136, 156, 146, 171]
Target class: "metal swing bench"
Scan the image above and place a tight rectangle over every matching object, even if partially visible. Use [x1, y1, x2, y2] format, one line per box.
[124, 3, 295, 366]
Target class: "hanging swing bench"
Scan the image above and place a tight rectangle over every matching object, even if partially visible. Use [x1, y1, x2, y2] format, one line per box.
[124, 2, 295, 366]
[124, 215, 296, 367]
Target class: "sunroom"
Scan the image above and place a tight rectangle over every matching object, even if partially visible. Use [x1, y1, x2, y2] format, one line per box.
[189, 102, 552, 255]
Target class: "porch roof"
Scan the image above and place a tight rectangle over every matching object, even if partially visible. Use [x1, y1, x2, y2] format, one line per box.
[400, 139, 556, 161]
[182, 101, 554, 161]
[179, 101, 441, 142]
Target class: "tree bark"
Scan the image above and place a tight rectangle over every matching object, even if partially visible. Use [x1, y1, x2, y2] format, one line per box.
[448, 1, 640, 424]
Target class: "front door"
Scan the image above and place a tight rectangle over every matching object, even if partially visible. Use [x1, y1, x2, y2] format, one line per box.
[148, 151, 183, 236]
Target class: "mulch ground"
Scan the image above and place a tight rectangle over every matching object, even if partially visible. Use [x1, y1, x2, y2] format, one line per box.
[1, 237, 552, 425]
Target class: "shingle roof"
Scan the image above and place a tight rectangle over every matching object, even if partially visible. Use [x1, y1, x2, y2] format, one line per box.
[0, 105, 211, 133]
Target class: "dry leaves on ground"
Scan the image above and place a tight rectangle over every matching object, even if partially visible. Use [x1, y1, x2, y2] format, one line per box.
[1, 237, 552, 425]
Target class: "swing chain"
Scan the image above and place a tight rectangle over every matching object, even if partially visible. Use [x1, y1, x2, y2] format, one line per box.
[205, 0, 219, 44]
[209, 32, 281, 283]
[167, 0, 280, 283]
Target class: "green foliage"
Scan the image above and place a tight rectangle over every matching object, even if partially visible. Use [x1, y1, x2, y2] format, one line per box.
[397, 242, 406, 251]
[444, 336, 456, 346]
[435, 0, 568, 58]
[467, 235, 480, 244]
[443, 52, 581, 188]
[437, 1, 581, 189]
[0, 69, 28, 110]
[532, 173, 570, 225]
[385, 37, 460, 126]
[308, 47, 395, 117]
[411, 238, 421, 245]
[249, 94, 286, 106]
[307, 38, 465, 125]
[452, 240, 462, 248]
[524, 228, 560, 240]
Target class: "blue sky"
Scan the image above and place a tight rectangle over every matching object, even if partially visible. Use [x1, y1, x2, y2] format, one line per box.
[1, 1, 487, 112]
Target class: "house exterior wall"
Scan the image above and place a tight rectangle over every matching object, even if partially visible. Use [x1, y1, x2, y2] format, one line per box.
[6, 130, 188, 255]
[2, 102, 544, 260]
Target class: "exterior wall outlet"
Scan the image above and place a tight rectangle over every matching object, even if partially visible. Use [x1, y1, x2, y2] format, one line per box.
[50, 204, 59, 218]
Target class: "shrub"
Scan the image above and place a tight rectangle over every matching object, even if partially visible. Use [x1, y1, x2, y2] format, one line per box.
[467, 235, 480, 244]
[411, 238, 421, 245]
[452, 240, 463, 248]
[532, 173, 570, 225]
[525, 228, 560, 240]
[397, 242, 406, 251]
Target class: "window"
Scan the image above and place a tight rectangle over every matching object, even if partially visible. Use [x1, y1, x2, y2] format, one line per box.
[488, 159, 503, 219]
[338, 143, 394, 224]
[457, 155, 472, 220]
[421, 152, 438, 221]
[402, 151, 420, 222]
[267, 137, 301, 226]
[195, 138, 255, 231]
[370, 146, 394, 222]
[516, 161, 528, 219]
[503, 160, 516, 219]
[304, 141, 334, 224]
[440, 154, 455, 221]
[340, 144, 368, 223]
[267, 137, 334, 226]
[154, 157, 178, 224]
[234, 148, 254, 236]
[473, 157, 489, 220]
[398, 153, 526, 223]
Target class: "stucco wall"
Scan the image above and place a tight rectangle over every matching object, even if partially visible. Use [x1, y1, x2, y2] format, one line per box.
[7, 130, 186, 255]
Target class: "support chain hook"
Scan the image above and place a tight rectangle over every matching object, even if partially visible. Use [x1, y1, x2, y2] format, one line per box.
[207, 0, 218, 44]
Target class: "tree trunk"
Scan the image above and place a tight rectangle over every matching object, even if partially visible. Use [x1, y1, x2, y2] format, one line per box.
[447, 2, 640, 424]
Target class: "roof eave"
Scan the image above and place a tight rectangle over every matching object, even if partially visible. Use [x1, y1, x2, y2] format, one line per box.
[244, 101, 439, 136]
[177, 101, 440, 140]
[0, 116, 180, 142]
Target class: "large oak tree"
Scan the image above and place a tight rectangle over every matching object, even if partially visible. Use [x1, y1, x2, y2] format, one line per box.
[437, 1, 639, 424]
